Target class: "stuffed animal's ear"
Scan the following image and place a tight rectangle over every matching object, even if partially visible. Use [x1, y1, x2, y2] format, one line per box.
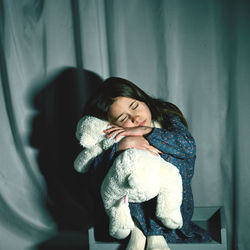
[75, 116, 109, 148]
[102, 137, 117, 150]
[75, 116, 87, 141]
[80, 134, 99, 148]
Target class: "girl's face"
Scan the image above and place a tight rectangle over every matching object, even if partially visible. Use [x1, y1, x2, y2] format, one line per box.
[108, 96, 152, 128]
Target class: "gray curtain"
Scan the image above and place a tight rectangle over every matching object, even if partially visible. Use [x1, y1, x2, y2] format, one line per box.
[0, 0, 249, 249]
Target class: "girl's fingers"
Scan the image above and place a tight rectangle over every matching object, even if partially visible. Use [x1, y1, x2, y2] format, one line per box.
[151, 147, 162, 154]
[104, 125, 122, 131]
[145, 145, 162, 154]
[134, 143, 162, 156]
[106, 129, 125, 139]
[104, 127, 121, 133]
[147, 150, 160, 156]
[104, 125, 124, 135]
[114, 131, 127, 140]
[140, 146, 160, 156]
[113, 134, 163, 156]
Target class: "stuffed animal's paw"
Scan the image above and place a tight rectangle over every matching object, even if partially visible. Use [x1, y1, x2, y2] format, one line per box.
[109, 199, 134, 239]
[157, 208, 183, 229]
[109, 211, 134, 239]
[110, 227, 131, 240]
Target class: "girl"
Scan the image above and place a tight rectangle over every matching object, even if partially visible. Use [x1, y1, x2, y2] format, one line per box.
[81, 77, 211, 250]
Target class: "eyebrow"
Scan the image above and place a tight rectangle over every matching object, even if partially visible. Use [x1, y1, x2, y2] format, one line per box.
[113, 100, 136, 122]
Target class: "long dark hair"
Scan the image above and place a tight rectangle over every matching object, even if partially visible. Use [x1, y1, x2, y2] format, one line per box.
[82, 77, 188, 130]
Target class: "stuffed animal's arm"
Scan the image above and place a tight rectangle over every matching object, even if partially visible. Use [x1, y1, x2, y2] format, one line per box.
[74, 142, 119, 173]
[74, 144, 104, 173]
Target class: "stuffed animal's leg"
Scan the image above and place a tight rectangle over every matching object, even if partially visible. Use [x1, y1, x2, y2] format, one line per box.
[108, 196, 134, 239]
[156, 170, 183, 229]
[156, 187, 183, 229]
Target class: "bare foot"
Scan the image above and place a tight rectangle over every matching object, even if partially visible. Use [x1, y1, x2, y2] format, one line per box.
[126, 224, 146, 250]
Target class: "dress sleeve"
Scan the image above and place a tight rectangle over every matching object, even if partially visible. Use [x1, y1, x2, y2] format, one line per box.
[145, 115, 196, 159]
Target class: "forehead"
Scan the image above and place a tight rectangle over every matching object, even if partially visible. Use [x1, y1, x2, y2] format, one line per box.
[108, 96, 135, 116]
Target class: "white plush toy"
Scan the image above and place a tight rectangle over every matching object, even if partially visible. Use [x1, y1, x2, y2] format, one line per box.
[74, 116, 183, 239]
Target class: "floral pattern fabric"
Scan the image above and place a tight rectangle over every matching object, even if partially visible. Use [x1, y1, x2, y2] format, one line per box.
[129, 114, 212, 242]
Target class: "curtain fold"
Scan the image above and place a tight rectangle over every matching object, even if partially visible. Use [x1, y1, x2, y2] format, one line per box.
[0, 0, 249, 249]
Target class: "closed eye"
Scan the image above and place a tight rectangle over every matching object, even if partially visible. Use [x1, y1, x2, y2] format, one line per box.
[132, 103, 139, 110]
[120, 115, 127, 122]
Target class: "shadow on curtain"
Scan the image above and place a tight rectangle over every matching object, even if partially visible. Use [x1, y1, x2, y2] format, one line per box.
[29, 67, 102, 233]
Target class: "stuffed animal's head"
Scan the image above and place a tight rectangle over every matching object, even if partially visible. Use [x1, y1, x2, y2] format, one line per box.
[75, 116, 117, 149]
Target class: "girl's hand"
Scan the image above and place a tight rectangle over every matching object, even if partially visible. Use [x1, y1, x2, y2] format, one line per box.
[117, 136, 162, 156]
[104, 124, 152, 140]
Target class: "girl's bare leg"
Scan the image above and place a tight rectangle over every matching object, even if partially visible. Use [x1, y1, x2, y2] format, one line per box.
[125, 223, 146, 250]
[146, 235, 170, 250]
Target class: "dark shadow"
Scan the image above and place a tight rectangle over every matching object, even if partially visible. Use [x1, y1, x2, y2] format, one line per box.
[193, 207, 222, 243]
[29, 67, 102, 235]
[29, 67, 129, 249]
[35, 231, 89, 250]
[207, 209, 221, 243]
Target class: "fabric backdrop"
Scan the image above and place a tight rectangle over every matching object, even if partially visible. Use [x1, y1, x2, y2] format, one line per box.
[0, 0, 249, 249]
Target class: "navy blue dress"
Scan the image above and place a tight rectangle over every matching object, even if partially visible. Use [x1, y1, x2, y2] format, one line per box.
[88, 114, 212, 243]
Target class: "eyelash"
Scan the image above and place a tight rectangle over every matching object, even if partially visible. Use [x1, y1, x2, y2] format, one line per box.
[120, 116, 127, 122]
[132, 103, 139, 110]
[119, 103, 139, 123]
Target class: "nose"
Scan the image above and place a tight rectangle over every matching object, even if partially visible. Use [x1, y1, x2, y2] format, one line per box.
[132, 115, 140, 124]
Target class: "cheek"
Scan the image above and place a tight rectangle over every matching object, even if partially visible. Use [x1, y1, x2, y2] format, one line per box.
[122, 120, 134, 128]
[112, 120, 132, 128]
[143, 106, 151, 119]
[145, 108, 152, 125]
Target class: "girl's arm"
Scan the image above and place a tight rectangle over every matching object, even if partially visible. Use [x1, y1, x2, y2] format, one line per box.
[104, 125, 161, 155]
[104, 115, 195, 158]
[88, 131, 160, 180]
[145, 115, 196, 159]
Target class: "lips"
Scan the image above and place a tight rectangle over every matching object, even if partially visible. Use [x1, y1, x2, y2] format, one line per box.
[139, 120, 146, 126]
